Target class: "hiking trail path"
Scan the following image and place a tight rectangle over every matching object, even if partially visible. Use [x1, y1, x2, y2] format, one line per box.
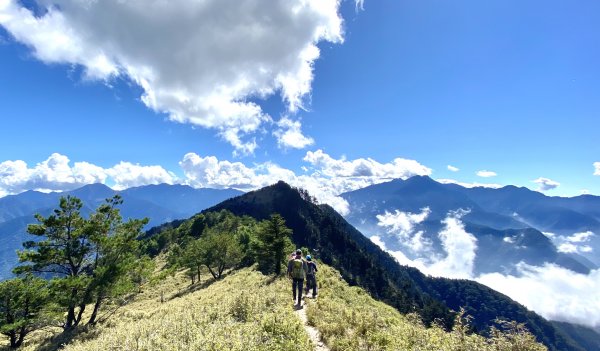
[294, 301, 329, 351]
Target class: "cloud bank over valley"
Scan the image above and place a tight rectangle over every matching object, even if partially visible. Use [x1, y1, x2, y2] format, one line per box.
[370, 208, 600, 329]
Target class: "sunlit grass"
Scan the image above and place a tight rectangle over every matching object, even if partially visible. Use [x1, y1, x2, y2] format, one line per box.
[6, 261, 546, 351]
[305, 264, 547, 351]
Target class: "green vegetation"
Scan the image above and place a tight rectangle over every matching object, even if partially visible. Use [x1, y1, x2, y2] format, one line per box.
[306, 263, 546, 351]
[252, 214, 294, 275]
[0, 276, 52, 348]
[154, 210, 294, 282]
[3, 260, 548, 351]
[0, 195, 153, 347]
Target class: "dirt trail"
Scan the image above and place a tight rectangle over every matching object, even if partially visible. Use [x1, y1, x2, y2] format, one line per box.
[294, 301, 329, 351]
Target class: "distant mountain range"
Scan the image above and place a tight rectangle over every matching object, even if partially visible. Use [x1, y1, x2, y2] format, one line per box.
[341, 176, 600, 274]
[0, 183, 242, 279]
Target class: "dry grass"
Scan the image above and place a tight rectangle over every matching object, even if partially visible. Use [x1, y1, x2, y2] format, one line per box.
[5, 261, 546, 351]
[12, 266, 311, 351]
[305, 264, 547, 351]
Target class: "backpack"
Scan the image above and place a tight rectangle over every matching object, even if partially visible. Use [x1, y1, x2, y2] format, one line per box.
[291, 258, 305, 279]
[306, 262, 316, 276]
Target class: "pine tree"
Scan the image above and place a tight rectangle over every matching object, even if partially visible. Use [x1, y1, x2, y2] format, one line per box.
[0, 276, 51, 348]
[15, 195, 149, 329]
[254, 214, 293, 275]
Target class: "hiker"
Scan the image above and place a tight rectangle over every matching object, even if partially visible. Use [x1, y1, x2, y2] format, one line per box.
[287, 249, 308, 305]
[304, 255, 318, 298]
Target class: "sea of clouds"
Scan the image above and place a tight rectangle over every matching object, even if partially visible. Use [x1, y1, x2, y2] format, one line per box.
[371, 208, 600, 329]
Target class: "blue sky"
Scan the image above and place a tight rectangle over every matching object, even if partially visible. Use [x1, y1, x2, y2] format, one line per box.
[1, 0, 599, 200]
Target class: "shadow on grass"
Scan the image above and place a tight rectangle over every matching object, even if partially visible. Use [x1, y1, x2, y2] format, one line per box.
[33, 325, 100, 351]
[168, 270, 234, 301]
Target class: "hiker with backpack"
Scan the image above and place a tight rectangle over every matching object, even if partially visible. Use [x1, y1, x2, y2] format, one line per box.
[287, 249, 308, 306]
[304, 255, 318, 298]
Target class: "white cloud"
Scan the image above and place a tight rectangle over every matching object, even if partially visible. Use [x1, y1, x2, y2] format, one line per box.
[0, 150, 433, 216]
[375, 210, 477, 279]
[106, 162, 177, 190]
[476, 170, 497, 178]
[533, 177, 560, 192]
[581, 189, 590, 195]
[436, 178, 502, 189]
[375, 214, 600, 328]
[568, 231, 595, 243]
[376, 208, 432, 254]
[180, 150, 433, 215]
[548, 231, 596, 255]
[0, 0, 344, 153]
[0, 153, 107, 194]
[503, 236, 515, 244]
[427, 210, 477, 279]
[376, 208, 431, 237]
[594, 162, 600, 176]
[273, 117, 314, 149]
[478, 264, 600, 329]
[355, 0, 365, 11]
[447, 165, 459, 172]
[0, 154, 176, 195]
[304, 149, 432, 179]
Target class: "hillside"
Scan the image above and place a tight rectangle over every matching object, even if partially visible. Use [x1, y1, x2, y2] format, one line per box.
[204, 181, 585, 351]
[6, 262, 546, 351]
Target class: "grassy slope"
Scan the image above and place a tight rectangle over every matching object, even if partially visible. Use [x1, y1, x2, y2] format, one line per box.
[9, 262, 547, 351]
[306, 264, 547, 351]
[13, 267, 311, 351]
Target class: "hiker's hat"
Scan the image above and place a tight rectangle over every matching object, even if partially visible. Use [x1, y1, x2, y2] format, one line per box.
[306, 255, 312, 261]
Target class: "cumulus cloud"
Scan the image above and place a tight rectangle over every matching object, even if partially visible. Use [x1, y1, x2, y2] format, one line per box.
[0, 150, 432, 216]
[106, 162, 177, 190]
[476, 170, 497, 178]
[0, 154, 177, 195]
[304, 149, 432, 179]
[533, 177, 560, 192]
[0, 153, 107, 195]
[180, 150, 432, 215]
[436, 178, 502, 189]
[0, 0, 344, 152]
[447, 165, 459, 172]
[273, 117, 314, 149]
[594, 162, 600, 176]
[478, 265, 600, 328]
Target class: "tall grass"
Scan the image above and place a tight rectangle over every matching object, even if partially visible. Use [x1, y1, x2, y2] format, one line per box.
[12, 267, 310, 351]
[305, 264, 547, 351]
[7, 261, 547, 351]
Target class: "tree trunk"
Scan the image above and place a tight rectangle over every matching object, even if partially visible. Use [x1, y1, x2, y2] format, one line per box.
[9, 332, 17, 349]
[87, 293, 104, 326]
[197, 266, 201, 284]
[66, 305, 76, 329]
[16, 326, 26, 348]
[75, 303, 86, 326]
[206, 265, 218, 280]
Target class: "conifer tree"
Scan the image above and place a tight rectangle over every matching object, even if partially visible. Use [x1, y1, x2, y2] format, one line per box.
[254, 214, 293, 275]
[0, 275, 51, 348]
[15, 195, 149, 329]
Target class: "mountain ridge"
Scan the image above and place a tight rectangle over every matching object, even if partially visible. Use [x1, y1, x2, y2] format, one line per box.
[203, 181, 584, 351]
